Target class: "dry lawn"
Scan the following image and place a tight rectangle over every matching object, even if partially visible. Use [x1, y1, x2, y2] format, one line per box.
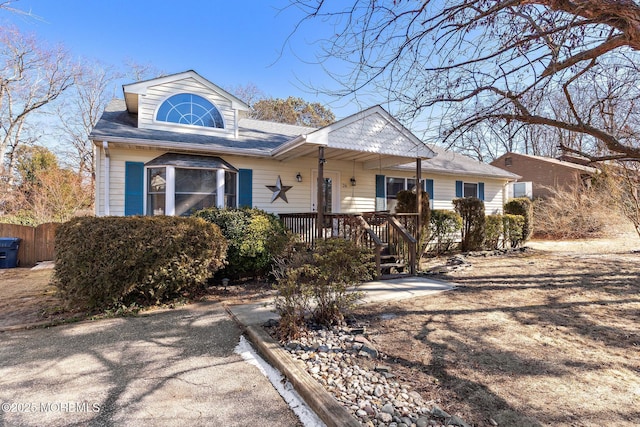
[0, 267, 68, 329]
[354, 236, 640, 426]
[1, 236, 639, 426]
[0, 266, 273, 330]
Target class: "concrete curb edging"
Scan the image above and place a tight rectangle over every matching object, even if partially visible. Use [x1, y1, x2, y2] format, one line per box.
[226, 306, 360, 427]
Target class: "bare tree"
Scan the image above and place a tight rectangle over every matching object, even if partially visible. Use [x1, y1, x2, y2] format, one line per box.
[287, 0, 640, 162]
[0, 26, 78, 181]
[602, 161, 640, 237]
[122, 58, 165, 82]
[251, 96, 335, 127]
[228, 82, 265, 109]
[56, 62, 122, 187]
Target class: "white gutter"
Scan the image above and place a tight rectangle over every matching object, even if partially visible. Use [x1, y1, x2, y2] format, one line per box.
[96, 136, 272, 158]
[270, 134, 312, 157]
[103, 141, 110, 216]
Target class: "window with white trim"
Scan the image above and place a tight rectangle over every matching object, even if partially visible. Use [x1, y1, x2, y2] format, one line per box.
[156, 93, 224, 129]
[146, 166, 236, 216]
[145, 154, 237, 216]
[463, 182, 478, 198]
[385, 177, 423, 212]
[513, 182, 527, 198]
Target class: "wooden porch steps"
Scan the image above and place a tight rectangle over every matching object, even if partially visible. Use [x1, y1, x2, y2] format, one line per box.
[379, 249, 407, 276]
[379, 262, 407, 274]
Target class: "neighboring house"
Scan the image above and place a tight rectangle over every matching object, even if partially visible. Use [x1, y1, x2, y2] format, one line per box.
[90, 70, 519, 220]
[491, 152, 600, 199]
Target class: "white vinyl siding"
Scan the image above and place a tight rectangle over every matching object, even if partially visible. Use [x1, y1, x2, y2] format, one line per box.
[137, 77, 235, 135]
[96, 147, 509, 217]
[428, 175, 506, 214]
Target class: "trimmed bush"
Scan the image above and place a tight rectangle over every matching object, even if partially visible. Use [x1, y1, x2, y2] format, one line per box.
[53, 216, 227, 311]
[428, 210, 462, 254]
[503, 214, 525, 248]
[485, 214, 504, 250]
[504, 197, 533, 241]
[273, 238, 375, 340]
[194, 207, 290, 278]
[453, 197, 486, 251]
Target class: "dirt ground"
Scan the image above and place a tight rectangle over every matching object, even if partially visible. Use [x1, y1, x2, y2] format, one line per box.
[353, 234, 640, 426]
[0, 265, 70, 329]
[0, 265, 274, 330]
[2, 236, 639, 426]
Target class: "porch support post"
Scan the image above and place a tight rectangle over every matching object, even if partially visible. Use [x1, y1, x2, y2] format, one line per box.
[416, 157, 422, 270]
[317, 146, 325, 238]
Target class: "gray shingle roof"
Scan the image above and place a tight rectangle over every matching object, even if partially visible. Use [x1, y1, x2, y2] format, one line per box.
[392, 144, 520, 180]
[90, 99, 516, 180]
[90, 99, 312, 155]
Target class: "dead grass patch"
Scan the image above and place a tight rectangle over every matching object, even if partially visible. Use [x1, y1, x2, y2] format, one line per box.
[354, 241, 640, 426]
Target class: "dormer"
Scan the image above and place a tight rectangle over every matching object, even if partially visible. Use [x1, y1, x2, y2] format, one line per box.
[122, 70, 250, 138]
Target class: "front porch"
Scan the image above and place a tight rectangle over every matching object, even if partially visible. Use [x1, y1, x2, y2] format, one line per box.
[280, 212, 420, 279]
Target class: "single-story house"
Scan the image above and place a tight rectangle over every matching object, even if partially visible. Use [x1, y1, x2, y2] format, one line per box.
[490, 152, 599, 199]
[89, 70, 519, 275]
[90, 70, 518, 218]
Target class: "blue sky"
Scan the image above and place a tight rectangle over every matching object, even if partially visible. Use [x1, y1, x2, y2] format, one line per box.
[3, 0, 364, 118]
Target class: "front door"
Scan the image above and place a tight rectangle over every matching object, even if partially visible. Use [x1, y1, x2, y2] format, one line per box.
[311, 170, 340, 213]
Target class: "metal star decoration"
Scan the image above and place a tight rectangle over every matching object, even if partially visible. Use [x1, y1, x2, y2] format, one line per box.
[266, 175, 292, 203]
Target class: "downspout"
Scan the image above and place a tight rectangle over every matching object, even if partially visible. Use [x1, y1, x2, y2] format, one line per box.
[103, 141, 110, 216]
[234, 109, 239, 139]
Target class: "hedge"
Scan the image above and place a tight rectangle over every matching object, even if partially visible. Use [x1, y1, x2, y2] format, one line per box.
[53, 216, 227, 311]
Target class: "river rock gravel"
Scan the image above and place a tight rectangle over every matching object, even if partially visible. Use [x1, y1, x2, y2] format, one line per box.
[276, 325, 471, 427]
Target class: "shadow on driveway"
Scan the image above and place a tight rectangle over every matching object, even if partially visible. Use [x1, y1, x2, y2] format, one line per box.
[0, 302, 301, 427]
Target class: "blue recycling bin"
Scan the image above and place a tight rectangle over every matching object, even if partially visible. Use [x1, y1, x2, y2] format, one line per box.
[0, 237, 21, 268]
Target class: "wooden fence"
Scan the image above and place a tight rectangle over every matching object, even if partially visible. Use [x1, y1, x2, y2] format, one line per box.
[0, 223, 59, 266]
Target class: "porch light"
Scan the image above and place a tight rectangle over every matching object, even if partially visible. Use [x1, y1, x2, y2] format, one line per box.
[296, 172, 302, 182]
[350, 176, 357, 186]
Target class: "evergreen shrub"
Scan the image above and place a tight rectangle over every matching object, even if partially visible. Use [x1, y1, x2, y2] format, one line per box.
[504, 197, 533, 241]
[453, 197, 486, 251]
[503, 214, 525, 248]
[396, 189, 431, 253]
[485, 214, 504, 249]
[194, 207, 290, 278]
[53, 216, 227, 311]
[428, 210, 462, 254]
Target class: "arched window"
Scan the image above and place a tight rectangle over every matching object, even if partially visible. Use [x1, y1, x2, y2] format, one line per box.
[156, 93, 224, 128]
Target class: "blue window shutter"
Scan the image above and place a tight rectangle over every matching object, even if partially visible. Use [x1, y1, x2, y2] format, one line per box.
[375, 174, 386, 211]
[425, 179, 434, 201]
[455, 180, 463, 198]
[125, 162, 144, 216]
[478, 182, 485, 201]
[238, 169, 253, 207]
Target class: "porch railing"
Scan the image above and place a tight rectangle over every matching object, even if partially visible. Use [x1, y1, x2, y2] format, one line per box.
[279, 212, 418, 277]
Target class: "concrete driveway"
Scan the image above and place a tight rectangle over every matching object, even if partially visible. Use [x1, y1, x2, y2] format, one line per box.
[0, 302, 301, 427]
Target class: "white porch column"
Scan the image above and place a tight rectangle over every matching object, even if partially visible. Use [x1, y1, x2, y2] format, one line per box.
[317, 147, 325, 238]
[166, 167, 176, 215]
[217, 169, 225, 208]
[416, 157, 422, 245]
